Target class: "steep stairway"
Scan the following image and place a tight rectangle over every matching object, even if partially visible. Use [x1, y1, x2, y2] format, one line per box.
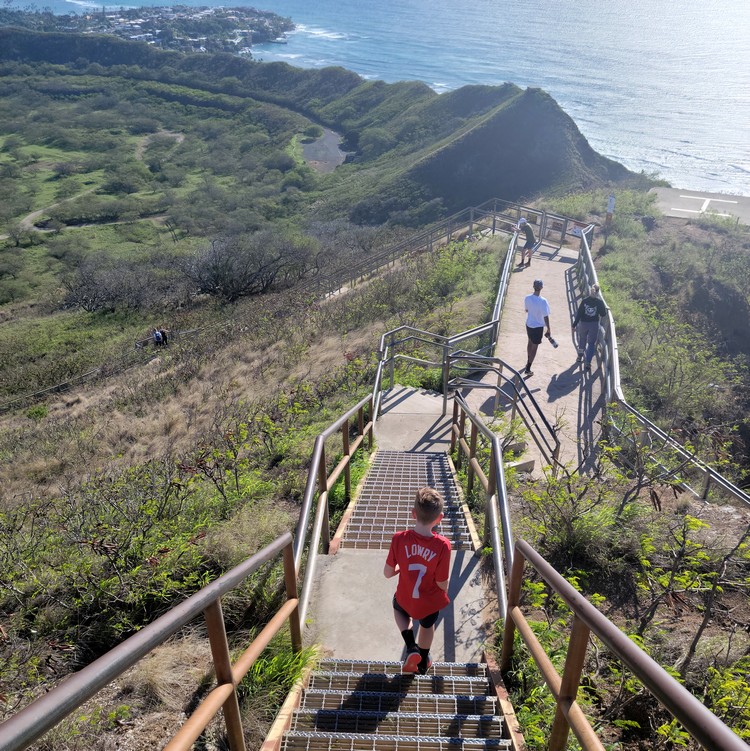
[339, 451, 473, 551]
[283, 658, 510, 751]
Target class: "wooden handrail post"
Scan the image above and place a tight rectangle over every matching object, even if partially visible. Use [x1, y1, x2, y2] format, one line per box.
[455, 408, 467, 470]
[318, 446, 330, 552]
[500, 547, 525, 672]
[450, 399, 459, 453]
[549, 615, 591, 751]
[283, 543, 302, 653]
[342, 419, 351, 500]
[467, 423, 478, 496]
[204, 600, 246, 751]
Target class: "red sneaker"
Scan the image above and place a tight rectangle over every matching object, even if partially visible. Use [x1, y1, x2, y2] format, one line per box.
[418, 654, 433, 674]
[403, 648, 421, 673]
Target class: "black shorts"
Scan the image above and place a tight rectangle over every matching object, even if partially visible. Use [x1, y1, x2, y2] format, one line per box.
[523, 240, 534, 250]
[526, 325, 544, 345]
[392, 594, 440, 628]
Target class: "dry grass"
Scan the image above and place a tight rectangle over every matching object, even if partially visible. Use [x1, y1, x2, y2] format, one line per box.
[122, 633, 214, 712]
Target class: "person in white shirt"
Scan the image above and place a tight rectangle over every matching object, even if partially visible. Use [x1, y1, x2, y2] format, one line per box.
[523, 279, 551, 376]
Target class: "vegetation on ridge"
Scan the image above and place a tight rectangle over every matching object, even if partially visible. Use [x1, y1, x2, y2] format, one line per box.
[0, 27, 747, 749]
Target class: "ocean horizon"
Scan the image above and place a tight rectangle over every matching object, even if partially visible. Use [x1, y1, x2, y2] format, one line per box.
[6, 0, 750, 196]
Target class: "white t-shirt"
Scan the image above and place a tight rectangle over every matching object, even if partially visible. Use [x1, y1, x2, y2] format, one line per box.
[524, 293, 550, 329]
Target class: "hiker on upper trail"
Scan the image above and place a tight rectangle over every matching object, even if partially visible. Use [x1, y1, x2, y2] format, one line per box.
[523, 279, 552, 377]
[516, 217, 536, 267]
[384, 487, 451, 675]
[572, 284, 606, 374]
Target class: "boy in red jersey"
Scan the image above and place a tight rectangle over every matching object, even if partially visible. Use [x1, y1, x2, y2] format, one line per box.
[384, 487, 452, 674]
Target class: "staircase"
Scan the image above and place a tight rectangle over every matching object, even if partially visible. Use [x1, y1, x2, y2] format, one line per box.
[339, 451, 474, 551]
[282, 658, 511, 751]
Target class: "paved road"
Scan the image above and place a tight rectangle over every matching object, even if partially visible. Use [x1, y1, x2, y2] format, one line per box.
[650, 187, 750, 225]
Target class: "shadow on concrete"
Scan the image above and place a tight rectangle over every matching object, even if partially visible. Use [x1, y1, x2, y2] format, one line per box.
[575, 362, 606, 473]
[546, 362, 582, 403]
[406, 416, 453, 453]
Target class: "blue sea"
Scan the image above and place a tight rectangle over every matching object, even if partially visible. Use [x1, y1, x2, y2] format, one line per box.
[9, 0, 750, 195]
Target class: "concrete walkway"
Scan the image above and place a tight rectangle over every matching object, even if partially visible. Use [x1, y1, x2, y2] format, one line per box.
[491, 241, 605, 472]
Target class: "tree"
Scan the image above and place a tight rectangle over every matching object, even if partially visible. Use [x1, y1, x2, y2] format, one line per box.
[182, 230, 314, 303]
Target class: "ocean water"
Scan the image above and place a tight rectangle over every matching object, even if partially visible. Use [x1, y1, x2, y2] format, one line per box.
[8, 0, 750, 195]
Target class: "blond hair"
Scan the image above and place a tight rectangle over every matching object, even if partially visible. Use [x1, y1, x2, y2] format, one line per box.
[414, 487, 444, 524]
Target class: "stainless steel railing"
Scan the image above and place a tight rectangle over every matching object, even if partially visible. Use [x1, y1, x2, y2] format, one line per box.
[574, 229, 750, 508]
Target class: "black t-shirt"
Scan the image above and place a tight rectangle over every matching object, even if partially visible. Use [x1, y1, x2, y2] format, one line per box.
[522, 224, 535, 244]
[573, 296, 606, 324]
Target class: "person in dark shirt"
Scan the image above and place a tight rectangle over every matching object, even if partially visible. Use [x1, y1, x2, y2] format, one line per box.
[516, 218, 536, 267]
[572, 284, 607, 373]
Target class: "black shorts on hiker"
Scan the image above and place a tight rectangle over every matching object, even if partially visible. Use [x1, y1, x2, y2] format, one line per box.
[392, 595, 440, 628]
[526, 325, 544, 345]
[523, 240, 534, 250]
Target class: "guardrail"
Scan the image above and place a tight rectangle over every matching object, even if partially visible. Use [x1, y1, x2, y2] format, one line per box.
[449, 392, 515, 618]
[0, 534, 302, 751]
[292, 394, 374, 623]
[448, 352, 560, 468]
[501, 539, 748, 751]
[574, 229, 750, 508]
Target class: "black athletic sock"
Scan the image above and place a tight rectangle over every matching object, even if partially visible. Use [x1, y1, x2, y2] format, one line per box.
[401, 629, 417, 650]
[418, 647, 431, 674]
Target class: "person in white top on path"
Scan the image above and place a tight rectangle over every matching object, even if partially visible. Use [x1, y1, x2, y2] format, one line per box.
[523, 279, 551, 377]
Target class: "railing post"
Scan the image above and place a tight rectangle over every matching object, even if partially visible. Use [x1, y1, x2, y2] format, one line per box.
[469, 207, 474, 238]
[456, 408, 467, 470]
[548, 615, 591, 751]
[493, 361, 504, 412]
[342, 419, 351, 500]
[511, 375, 520, 421]
[500, 547, 525, 672]
[389, 332, 395, 389]
[204, 600, 246, 751]
[450, 399, 459, 453]
[701, 473, 712, 500]
[283, 543, 302, 652]
[467, 423, 478, 496]
[442, 344, 450, 416]
[318, 446, 330, 551]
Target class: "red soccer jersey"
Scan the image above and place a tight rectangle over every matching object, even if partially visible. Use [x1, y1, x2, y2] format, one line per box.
[386, 529, 451, 619]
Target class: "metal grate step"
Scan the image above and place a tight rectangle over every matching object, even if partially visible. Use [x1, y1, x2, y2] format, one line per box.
[308, 672, 490, 697]
[291, 709, 503, 738]
[342, 451, 471, 551]
[300, 689, 498, 716]
[283, 731, 511, 751]
[316, 660, 487, 678]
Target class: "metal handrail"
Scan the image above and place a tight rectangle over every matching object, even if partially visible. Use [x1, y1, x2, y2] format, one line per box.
[293, 394, 374, 623]
[575, 230, 750, 507]
[448, 352, 561, 467]
[0, 534, 302, 751]
[449, 392, 515, 619]
[501, 539, 748, 751]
